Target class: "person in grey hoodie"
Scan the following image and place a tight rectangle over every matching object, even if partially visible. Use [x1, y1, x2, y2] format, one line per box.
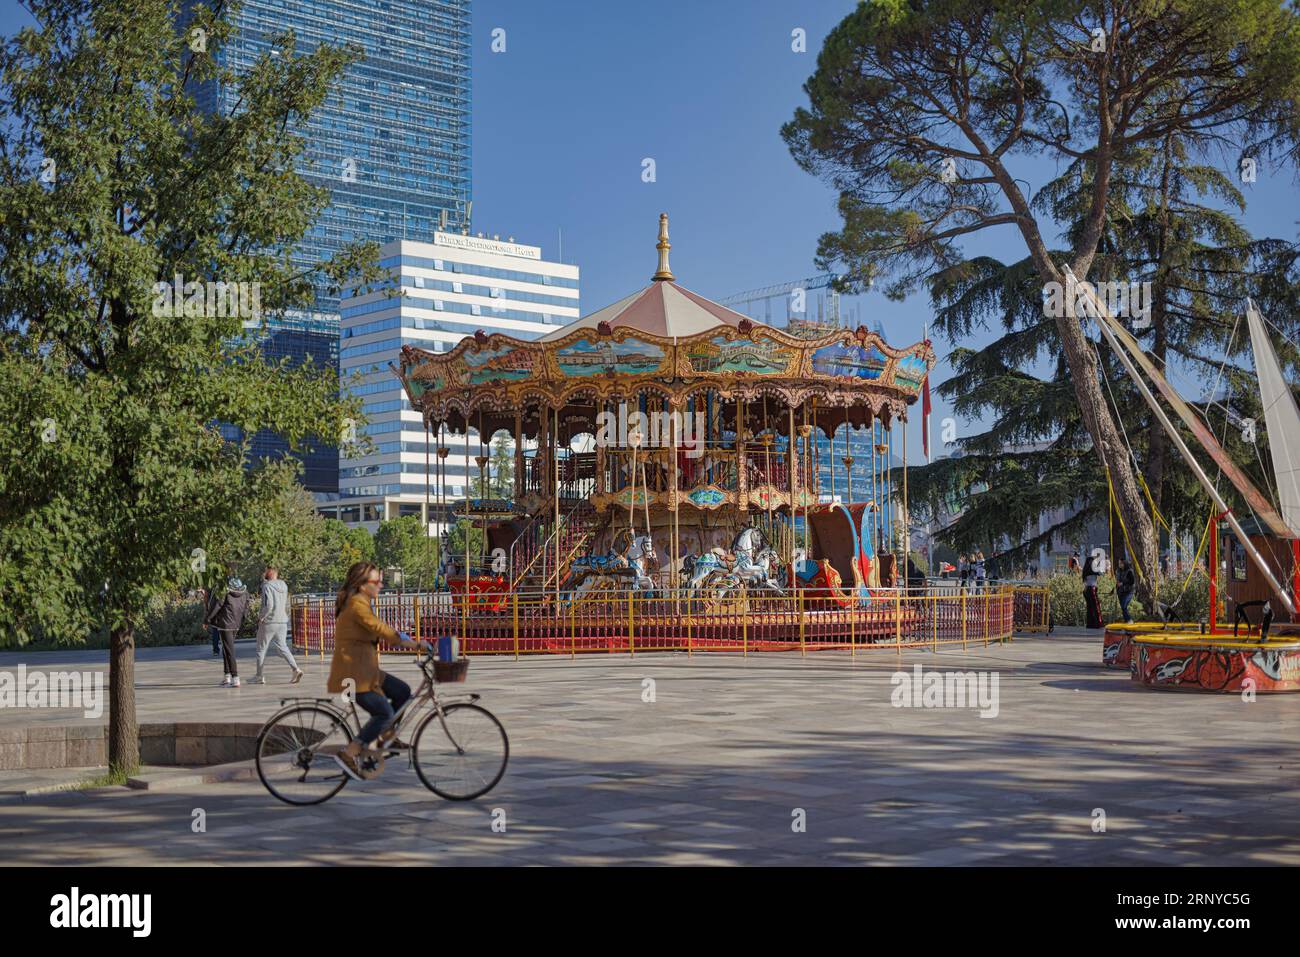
[253, 566, 303, 685]
[212, 576, 251, 687]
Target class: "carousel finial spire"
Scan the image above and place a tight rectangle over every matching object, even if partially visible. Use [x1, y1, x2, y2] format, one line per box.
[652, 212, 674, 282]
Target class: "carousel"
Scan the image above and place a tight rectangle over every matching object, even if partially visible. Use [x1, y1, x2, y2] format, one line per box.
[395, 215, 936, 650]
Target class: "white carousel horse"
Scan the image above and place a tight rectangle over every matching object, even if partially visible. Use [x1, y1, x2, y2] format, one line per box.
[622, 533, 659, 594]
[563, 531, 660, 604]
[685, 528, 785, 600]
[732, 545, 785, 594]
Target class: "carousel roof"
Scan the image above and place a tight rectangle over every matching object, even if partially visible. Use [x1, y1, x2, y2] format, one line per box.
[395, 213, 937, 439]
[540, 216, 757, 340]
[540, 279, 752, 342]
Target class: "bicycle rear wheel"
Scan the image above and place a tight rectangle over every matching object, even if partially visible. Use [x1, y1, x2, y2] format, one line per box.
[256, 704, 353, 805]
[412, 703, 509, 800]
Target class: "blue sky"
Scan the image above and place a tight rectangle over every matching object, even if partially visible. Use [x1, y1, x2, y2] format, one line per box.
[5, 0, 1298, 458]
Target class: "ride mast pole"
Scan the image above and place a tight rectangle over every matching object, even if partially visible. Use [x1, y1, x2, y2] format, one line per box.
[1209, 510, 1220, 634]
[1068, 268, 1298, 618]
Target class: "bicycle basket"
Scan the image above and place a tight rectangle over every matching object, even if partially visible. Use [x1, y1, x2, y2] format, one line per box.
[433, 657, 469, 683]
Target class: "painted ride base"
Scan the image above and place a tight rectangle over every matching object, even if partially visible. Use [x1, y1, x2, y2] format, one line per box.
[1123, 623, 1300, 693]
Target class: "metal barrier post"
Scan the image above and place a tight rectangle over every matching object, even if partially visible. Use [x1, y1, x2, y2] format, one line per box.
[569, 594, 576, 659]
[686, 593, 693, 657]
[512, 591, 520, 661]
[849, 596, 855, 657]
[984, 592, 991, 645]
[743, 589, 749, 657]
[798, 589, 805, 655]
[961, 589, 967, 650]
[895, 590, 902, 648]
[628, 590, 635, 658]
[932, 595, 938, 652]
[317, 600, 324, 659]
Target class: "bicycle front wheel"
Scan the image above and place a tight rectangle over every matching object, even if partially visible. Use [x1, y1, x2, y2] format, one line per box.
[412, 703, 509, 800]
[256, 704, 353, 806]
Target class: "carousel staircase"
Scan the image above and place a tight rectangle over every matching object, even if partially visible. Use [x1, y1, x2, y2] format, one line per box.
[510, 501, 601, 594]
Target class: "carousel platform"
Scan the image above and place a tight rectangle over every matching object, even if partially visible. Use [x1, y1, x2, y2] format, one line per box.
[1103, 621, 1300, 692]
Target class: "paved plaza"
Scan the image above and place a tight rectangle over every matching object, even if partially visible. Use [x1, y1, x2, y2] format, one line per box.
[2, 629, 1299, 865]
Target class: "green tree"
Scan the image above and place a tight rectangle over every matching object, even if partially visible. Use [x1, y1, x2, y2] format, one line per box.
[374, 515, 438, 590]
[313, 520, 375, 591]
[0, 1, 385, 771]
[783, 0, 1300, 610]
[906, 143, 1300, 578]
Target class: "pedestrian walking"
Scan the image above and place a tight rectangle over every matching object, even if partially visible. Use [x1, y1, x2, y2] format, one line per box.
[973, 551, 987, 592]
[212, 576, 251, 687]
[958, 554, 969, 590]
[1082, 551, 1103, 629]
[1115, 559, 1136, 623]
[202, 586, 223, 657]
[252, 566, 304, 685]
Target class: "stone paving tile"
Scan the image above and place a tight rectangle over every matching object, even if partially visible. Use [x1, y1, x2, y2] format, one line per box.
[3, 629, 1300, 864]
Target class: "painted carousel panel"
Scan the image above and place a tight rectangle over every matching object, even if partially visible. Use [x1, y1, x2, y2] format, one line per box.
[686, 486, 728, 508]
[892, 353, 929, 392]
[681, 334, 795, 376]
[553, 337, 668, 378]
[460, 344, 540, 385]
[811, 341, 888, 381]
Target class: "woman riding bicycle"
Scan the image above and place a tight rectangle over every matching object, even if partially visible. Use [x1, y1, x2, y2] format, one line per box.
[328, 561, 428, 781]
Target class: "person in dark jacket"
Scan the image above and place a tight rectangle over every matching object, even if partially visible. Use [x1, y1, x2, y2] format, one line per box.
[212, 577, 251, 687]
[201, 587, 223, 657]
[1115, 559, 1136, 623]
[1082, 552, 1103, 629]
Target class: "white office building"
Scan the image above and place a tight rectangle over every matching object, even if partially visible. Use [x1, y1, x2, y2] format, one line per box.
[329, 232, 580, 531]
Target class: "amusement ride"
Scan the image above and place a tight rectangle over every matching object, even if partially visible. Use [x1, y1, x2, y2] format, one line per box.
[382, 214, 998, 653]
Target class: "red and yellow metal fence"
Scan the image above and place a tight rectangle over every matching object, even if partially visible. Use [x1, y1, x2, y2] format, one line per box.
[293, 585, 1044, 659]
[1011, 585, 1050, 633]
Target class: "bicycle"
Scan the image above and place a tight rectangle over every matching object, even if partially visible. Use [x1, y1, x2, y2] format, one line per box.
[254, 648, 509, 806]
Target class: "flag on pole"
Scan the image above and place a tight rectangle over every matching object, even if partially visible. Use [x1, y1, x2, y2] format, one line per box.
[921, 373, 932, 461]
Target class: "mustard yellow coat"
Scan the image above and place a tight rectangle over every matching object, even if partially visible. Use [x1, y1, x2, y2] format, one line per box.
[327, 594, 399, 694]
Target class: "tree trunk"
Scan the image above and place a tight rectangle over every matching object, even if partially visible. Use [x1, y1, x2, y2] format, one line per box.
[1052, 292, 1161, 612]
[108, 622, 139, 773]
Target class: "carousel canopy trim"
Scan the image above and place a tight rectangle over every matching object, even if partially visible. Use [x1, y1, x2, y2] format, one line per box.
[394, 213, 936, 435]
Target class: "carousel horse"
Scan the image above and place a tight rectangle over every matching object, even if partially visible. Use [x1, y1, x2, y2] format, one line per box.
[733, 545, 785, 594]
[683, 550, 727, 594]
[685, 526, 785, 599]
[563, 530, 660, 602]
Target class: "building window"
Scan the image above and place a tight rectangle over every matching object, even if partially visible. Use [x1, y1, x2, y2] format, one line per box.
[470, 303, 481, 316]
[398, 503, 424, 519]
[433, 299, 444, 310]
[452, 281, 463, 293]
[414, 276, 425, 288]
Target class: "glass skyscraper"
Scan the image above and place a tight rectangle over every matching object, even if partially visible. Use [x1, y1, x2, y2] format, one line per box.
[191, 0, 473, 491]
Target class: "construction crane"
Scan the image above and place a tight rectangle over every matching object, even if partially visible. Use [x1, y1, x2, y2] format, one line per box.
[718, 274, 843, 329]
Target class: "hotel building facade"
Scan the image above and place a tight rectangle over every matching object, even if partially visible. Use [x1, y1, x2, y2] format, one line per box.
[329, 232, 580, 531]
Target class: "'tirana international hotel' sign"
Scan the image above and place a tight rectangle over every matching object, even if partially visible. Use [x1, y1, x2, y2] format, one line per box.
[433, 231, 541, 261]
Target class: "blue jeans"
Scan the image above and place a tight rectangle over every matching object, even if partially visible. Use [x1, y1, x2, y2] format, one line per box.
[354, 674, 412, 745]
[1119, 591, 1134, 622]
[209, 625, 221, 654]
